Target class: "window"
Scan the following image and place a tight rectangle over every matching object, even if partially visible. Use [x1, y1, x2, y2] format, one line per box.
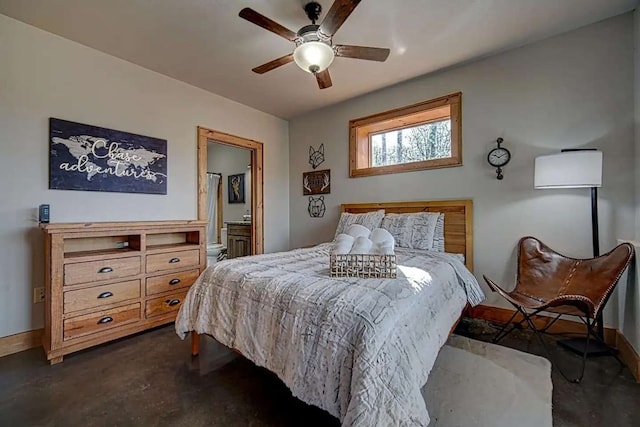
[349, 93, 461, 177]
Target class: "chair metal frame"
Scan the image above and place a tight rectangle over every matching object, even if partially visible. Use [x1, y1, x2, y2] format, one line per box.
[490, 299, 620, 383]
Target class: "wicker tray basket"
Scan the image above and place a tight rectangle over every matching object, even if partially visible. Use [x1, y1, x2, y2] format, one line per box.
[329, 253, 397, 278]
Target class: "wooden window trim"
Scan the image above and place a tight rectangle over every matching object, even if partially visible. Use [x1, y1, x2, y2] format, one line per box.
[349, 92, 462, 178]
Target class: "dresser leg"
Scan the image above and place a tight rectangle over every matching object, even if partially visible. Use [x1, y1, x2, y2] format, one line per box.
[191, 331, 200, 357]
[49, 356, 63, 365]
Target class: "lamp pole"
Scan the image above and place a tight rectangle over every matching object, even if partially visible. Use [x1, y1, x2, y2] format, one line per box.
[591, 187, 599, 258]
[559, 148, 608, 352]
[591, 186, 607, 340]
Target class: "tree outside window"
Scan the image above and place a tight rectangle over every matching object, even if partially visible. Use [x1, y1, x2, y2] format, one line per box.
[371, 120, 452, 167]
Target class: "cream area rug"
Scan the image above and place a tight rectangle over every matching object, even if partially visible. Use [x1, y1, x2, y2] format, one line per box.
[423, 335, 553, 427]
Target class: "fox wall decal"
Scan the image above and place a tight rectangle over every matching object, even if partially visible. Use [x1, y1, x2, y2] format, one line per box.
[308, 144, 325, 169]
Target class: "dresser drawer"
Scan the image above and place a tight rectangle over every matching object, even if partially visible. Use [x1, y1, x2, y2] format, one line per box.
[145, 291, 188, 319]
[63, 303, 141, 340]
[64, 256, 141, 286]
[146, 269, 199, 296]
[146, 249, 200, 273]
[63, 280, 140, 314]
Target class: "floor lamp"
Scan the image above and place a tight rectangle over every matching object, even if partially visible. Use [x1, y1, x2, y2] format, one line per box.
[534, 149, 610, 356]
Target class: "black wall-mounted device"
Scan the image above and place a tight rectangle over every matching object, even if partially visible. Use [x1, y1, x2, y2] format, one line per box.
[39, 204, 50, 223]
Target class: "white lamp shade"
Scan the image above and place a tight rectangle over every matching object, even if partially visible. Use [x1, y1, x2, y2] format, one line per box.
[293, 41, 335, 73]
[534, 151, 602, 189]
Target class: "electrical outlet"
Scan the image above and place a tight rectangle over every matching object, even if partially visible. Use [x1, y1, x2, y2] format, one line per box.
[33, 287, 45, 303]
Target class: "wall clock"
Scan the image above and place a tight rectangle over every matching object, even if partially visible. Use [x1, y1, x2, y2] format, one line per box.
[487, 137, 511, 180]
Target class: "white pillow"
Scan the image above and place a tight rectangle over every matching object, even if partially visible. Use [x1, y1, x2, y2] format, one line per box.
[380, 213, 415, 248]
[380, 211, 441, 250]
[334, 210, 385, 238]
[431, 213, 445, 252]
[412, 212, 440, 251]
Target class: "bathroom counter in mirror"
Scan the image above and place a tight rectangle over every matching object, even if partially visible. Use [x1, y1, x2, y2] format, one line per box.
[224, 221, 252, 225]
[226, 223, 251, 258]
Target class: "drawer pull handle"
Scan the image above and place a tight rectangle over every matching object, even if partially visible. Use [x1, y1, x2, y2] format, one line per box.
[169, 258, 180, 264]
[98, 267, 113, 273]
[166, 299, 181, 307]
[97, 316, 113, 324]
[97, 291, 113, 299]
[169, 279, 181, 285]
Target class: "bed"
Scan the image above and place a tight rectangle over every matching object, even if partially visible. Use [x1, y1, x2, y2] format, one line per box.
[175, 200, 484, 427]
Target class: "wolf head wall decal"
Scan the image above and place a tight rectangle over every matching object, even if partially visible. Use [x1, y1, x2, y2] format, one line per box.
[308, 144, 325, 169]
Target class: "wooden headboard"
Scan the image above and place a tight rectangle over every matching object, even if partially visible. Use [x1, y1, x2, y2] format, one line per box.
[340, 200, 473, 271]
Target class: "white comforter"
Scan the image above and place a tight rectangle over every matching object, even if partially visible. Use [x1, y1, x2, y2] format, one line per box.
[175, 243, 484, 426]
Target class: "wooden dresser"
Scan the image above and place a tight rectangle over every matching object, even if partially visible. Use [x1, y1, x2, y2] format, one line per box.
[41, 220, 207, 364]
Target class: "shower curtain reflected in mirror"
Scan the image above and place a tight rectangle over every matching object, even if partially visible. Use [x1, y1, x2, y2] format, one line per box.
[207, 173, 220, 245]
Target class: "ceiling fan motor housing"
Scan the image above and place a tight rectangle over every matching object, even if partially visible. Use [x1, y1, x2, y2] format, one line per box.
[296, 24, 330, 44]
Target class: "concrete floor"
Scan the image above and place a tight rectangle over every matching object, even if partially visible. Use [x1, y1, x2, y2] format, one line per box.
[1, 319, 639, 426]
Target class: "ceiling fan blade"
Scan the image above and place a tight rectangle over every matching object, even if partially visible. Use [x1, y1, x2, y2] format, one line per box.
[318, 0, 362, 38]
[335, 45, 390, 62]
[315, 69, 332, 89]
[239, 8, 298, 42]
[252, 53, 294, 74]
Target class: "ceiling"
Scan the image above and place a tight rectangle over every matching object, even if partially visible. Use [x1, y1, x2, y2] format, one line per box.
[0, 0, 636, 119]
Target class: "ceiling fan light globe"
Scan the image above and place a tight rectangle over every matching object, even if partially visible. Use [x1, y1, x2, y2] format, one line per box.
[293, 41, 335, 74]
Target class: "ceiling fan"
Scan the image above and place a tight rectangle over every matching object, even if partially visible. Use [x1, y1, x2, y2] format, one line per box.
[239, 0, 390, 89]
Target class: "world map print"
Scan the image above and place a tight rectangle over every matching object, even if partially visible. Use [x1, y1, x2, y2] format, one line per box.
[49, 118, 167, 194]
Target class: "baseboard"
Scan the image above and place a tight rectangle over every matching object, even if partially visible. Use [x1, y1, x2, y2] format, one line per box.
[0, 329, 44, 358]
[467, 305, 639, 382]
[615, 330, 640, 382]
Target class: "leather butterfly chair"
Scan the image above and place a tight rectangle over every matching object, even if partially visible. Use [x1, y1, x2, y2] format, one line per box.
[483, 236, 634, 383]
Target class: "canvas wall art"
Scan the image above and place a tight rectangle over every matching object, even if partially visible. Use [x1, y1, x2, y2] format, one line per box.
[228, 173, 246, 204]
[49, 118, 167, 194]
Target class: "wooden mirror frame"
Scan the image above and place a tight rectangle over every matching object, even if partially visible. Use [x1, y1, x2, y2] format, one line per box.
[197, 126, 264, 255]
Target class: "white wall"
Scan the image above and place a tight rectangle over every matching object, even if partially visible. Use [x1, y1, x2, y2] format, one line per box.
[624, 6, 640, 353]
[635, 6, 640, 236]
[617, 241, 640, 354]
[289, 14, 635, 328]
[0, 14, 289, 338]
[207, 142, 252, 224]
